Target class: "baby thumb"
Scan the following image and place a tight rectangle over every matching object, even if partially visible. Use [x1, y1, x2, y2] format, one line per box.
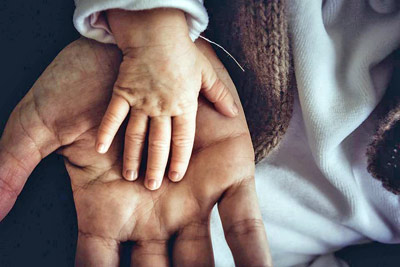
[200, 57, 239, 118]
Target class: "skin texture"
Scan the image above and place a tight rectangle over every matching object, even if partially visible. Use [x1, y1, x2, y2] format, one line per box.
[0, 38, 272, 266]
[98, 9, 238, 190]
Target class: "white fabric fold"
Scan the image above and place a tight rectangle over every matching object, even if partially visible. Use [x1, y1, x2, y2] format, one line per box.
[211, 0, 400, 266]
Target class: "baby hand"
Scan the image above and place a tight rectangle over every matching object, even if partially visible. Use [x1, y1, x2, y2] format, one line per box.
[96, 9, 239, 190]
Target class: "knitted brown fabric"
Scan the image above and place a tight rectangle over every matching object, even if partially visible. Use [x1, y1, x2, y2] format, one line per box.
[205, 0, 294, 163]
[367, 51, 400, 194]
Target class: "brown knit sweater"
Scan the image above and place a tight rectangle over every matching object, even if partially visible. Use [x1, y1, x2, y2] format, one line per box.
[205, 0, 400, 195]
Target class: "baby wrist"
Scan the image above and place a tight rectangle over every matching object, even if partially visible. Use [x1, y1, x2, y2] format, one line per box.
[107, 8, 191, 51]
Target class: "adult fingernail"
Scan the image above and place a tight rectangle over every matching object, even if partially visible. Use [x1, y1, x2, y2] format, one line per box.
[126, 170, 137, 181]
[231, 103, 239, 115]
[169, 171, 180, 182]
[97, 143, 106, 153]
[147, 179, 159, 190]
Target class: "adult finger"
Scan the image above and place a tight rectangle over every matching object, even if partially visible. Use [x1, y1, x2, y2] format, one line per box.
[0, 95, 59, 220]
[75, 231, 121, 267]
[123, 111, 148, 181]
[96, 94, 130, 154]
[173, 221, 214, 266]
[200, 56, 239, 118]
[145, 116, 171, 190]
[169, 112, 196, 182]
[131, 240, 169, 267]
[218, 178, 272, 267]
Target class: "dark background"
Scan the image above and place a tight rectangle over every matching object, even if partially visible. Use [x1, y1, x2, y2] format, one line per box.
[0, 1, 79, 266]
[0, 0, 399, 266]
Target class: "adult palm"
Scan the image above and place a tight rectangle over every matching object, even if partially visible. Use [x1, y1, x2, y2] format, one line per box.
[0, 38, 271, 266]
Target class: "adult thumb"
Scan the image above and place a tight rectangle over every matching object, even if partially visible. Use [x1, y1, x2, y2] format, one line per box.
[0, 92, 60, 220]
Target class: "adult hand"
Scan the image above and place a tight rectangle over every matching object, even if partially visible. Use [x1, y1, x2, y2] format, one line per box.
[0, 38, 121, 219]
[0, 38, 271, 266]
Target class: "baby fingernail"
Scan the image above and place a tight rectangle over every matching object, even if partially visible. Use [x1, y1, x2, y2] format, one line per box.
[147, 179, 159, 190]
[169, 171, 180, 181]
[232, 103, 239, 115]
[126, 170, 137, 181]
[97, 143, 106, 153]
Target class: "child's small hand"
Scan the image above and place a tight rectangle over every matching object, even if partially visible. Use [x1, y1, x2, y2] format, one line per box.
[96, 9, 238, 190]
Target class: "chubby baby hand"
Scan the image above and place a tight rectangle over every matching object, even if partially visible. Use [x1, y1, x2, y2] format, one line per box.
[96, 8, 238, 190]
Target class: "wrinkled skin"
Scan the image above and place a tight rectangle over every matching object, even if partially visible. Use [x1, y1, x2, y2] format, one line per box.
[0, 38, 271, 266]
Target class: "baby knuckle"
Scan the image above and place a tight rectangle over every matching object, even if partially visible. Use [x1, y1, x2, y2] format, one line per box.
[170, 157, 188, 166]
[155, 99, 168, 112]
[213, 85, 229, 102]
[172, 135, 193, 147]
[104, 111, 123, 125]
[126, 132, 146, 144]
[146, 165, 164, 173]
[205, 78, 221, 92]
[114, 85, 134, 96]
[97, 127, 114, 138]
[149, 140, 169, 151]
[124, 154, 140, 162]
